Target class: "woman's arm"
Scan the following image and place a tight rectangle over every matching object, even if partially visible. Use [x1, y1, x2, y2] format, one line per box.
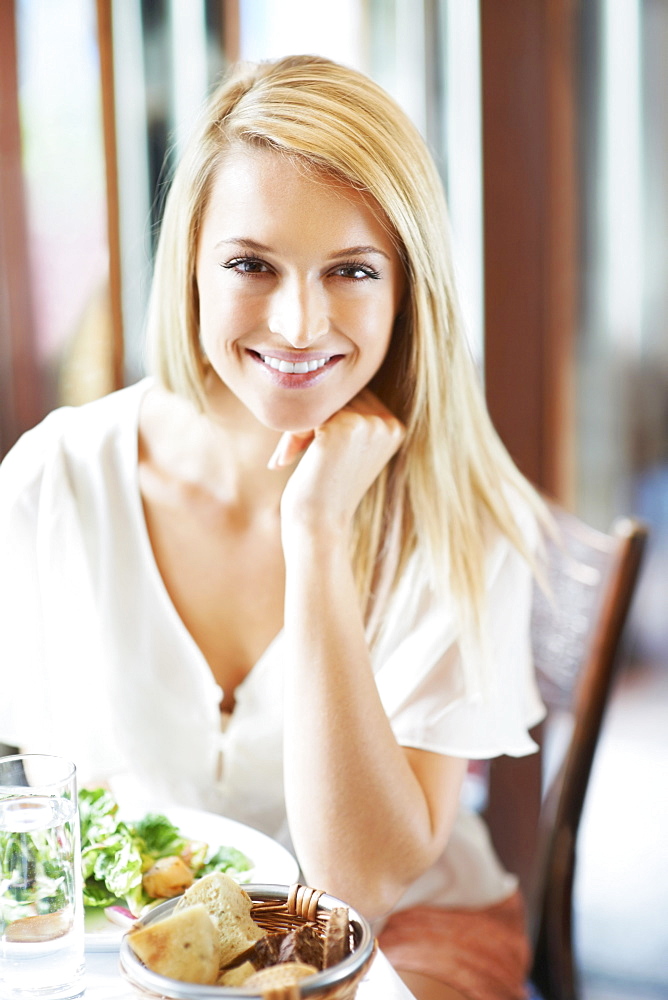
[276, 391, 467, 919]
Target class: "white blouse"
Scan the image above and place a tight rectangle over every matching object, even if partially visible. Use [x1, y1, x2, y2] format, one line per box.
[0, 379, 545, 913]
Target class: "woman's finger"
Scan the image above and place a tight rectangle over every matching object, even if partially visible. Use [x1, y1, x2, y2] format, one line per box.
[267, 430, 315, 470]
[268, 389, 401, 471]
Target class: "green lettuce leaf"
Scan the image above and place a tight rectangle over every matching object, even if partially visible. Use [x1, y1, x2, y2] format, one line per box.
[199, 844, 253, 877]
[132, 813, 186, 859]
[79, 790, 254, 916]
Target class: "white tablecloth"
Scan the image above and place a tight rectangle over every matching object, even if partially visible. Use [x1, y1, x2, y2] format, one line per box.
[83, 947, 416, 999]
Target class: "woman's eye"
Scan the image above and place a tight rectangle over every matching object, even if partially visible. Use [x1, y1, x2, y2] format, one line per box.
[333, 263, 381, 280]
[222, 257, 271, 275]
[334, 262, 380, 281]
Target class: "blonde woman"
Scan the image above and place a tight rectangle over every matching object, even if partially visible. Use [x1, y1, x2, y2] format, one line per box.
[0, 56, 547, 999]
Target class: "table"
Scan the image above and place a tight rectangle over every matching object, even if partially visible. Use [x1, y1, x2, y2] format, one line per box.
[83, 946, 417, 998]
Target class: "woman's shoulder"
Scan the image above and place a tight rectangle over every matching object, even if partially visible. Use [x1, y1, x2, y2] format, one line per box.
[0, 378, 152, 503]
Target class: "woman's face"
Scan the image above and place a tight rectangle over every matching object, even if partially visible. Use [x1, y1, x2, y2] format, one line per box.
[196, 145, 405, 433]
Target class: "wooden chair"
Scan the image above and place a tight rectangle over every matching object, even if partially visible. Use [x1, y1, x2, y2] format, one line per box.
[483, 504, 648, 1000]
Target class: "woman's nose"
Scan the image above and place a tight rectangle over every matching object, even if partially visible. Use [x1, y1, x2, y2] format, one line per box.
[267, 279, 329, 346]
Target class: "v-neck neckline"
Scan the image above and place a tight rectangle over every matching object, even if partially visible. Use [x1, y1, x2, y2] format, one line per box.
[124, 378, 284, 708]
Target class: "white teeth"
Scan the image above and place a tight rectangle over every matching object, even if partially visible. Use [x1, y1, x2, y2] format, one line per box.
[261, 355, 330, 374]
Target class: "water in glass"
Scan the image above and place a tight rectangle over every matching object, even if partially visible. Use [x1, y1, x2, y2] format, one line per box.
[0, 792, 84, 999]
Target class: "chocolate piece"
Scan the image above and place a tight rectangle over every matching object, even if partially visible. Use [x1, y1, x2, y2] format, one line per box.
[278, 923, 324, 969]
[253, 931, 286, 967]
[323, 907, 351, 968]
[230, 931, 286, 969]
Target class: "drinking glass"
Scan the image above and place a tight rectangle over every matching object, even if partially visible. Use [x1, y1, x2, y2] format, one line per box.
[0, 755, 85, 999]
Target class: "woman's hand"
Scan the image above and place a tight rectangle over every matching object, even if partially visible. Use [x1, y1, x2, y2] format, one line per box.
[268, 389, 405, 540]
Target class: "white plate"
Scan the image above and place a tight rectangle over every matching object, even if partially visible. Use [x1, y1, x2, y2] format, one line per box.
[84, 804, 299, 952]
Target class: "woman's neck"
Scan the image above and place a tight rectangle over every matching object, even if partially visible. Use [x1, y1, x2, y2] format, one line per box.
[139, 378, 291, 513]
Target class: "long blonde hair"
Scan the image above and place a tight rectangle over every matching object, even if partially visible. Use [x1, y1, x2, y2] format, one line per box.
[147, 55, 547, 685]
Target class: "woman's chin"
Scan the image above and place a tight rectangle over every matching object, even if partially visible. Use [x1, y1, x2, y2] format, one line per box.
[253, 402, 341, 436]
[203, 375, 352, 435]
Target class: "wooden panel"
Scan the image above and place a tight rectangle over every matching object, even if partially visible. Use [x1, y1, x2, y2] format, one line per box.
[96, 0, 125, 391]
[222, 0, 240, 63]
[480, 0, 580, 913]
[480, 0, 578, 503]
[0, 0, 44, 457]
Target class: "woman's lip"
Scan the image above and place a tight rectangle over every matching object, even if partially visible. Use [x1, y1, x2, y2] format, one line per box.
[249, 349, 339, 363]
[248, 349, 342, 385]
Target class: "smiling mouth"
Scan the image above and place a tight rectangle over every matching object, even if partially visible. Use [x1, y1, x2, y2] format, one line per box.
[253, 352, 335, 374]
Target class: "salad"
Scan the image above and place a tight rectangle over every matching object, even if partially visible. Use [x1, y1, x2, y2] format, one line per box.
[79, 788, 253, 919]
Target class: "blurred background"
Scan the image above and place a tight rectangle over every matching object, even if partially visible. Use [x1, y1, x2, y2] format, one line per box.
[0, 2, 666, 997]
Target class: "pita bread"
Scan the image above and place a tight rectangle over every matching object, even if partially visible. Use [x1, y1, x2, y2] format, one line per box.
[127, 903, 220, 984]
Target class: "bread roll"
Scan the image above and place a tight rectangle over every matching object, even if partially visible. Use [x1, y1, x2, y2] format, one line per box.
[217, 960, 256, 986]
[174, 871, 263, 966]
[243, 961, 318, 990]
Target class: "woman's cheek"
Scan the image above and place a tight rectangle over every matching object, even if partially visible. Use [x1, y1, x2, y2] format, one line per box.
[200, 295, 264, 355]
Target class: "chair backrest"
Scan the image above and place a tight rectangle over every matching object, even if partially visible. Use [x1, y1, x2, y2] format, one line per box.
[484, 504, 648, 1000]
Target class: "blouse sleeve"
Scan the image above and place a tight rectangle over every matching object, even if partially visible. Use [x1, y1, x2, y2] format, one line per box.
[372, 502, 545, 760]
[0, 422, 53, 750]
[0, 413, 130, 784]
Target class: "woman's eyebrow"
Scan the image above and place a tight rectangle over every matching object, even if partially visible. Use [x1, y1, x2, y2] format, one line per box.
[214, 237, 272, 252]
[214, 238, 391, 261]
[329, 245, 391, 261]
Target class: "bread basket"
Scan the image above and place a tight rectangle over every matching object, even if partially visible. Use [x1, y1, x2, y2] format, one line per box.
[119, 882, 377, 1000]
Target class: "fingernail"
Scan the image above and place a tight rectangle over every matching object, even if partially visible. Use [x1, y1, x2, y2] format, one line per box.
[267, 439, 285, 470]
